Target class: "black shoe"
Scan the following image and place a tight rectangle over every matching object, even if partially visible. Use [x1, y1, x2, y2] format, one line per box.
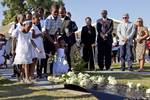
[11, 74, 16, 78]
[120, 68, 125, 71]
[128, 68, 134, 71]
[37, 75, 42, 79]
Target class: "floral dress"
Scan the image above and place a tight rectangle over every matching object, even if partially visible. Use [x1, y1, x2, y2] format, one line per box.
[136, 27, 148, 60]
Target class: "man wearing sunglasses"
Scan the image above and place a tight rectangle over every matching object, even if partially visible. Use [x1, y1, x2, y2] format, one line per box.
[117, 13, 136, 71]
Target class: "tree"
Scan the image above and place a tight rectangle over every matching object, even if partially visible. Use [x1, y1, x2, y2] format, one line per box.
[1, 0, 64, 25]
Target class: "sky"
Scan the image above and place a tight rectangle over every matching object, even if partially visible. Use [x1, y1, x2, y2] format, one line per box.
[0, 0, 150, 29]
[0, 0, 5, 26]
[63, 0, 150, 29]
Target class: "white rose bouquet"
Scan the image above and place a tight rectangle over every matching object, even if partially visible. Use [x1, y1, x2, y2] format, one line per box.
[80, 78, 93, 89]
[108, 76, 117, 85]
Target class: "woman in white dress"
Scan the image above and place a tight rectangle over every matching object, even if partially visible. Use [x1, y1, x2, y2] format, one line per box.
[12, 20, 40, 84]
[31, 13, 46, 78]
[53, 36, 69, 75]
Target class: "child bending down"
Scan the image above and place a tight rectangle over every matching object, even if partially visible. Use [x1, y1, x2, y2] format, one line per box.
[53, 36, 69, 75]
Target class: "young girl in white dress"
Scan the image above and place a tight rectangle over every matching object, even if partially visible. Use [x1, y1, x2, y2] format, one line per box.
[30, 13, 46, 78]
[53, 36, 69, 75]
[12, 20, 40, 84]
[31, 13, 46, 76]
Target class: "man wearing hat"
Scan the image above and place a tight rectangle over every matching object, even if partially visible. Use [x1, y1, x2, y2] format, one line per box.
[117, 13, 136, 71]
[96, 10, 113, 70]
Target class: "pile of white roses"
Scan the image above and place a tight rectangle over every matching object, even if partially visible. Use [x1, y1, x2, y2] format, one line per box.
[47, 72, 150, 97]
[51, 71, 118, 89]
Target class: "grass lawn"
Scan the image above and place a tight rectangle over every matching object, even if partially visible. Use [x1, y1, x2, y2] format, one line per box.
[0, 77, 96, 100]
[89, 63, 150, 88]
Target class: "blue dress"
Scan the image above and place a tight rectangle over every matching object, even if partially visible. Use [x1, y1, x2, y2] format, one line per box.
[53, 48, 69, 75]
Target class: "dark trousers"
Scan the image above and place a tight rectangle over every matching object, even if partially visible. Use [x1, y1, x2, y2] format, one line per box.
[39, 35, 55, 75]
[12, 64, 21, 77]
[120, 43, 133, 70]
[98, 41, 112, 70]
[37, 56, 54, 76]
[66, 45, 71, 71]
[36, 58, 48, 76]
[82, 45, 95, 70]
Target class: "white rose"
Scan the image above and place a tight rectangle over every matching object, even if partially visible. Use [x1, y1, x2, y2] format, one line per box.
[69, 77, 78, 85]
[146, 88, 150, 94]
[136, 83, 141, 90]
[137, 83, 141, 87]
[108, 76, 115, 81]
[80, 78, 93, 88]
[47, 76, 53, 81]
[84, 74, 90, 78]
[108, 79, 117, 85]
[78, 72, 84, 78]
[66, 79, 70, 84]
[97, 76, 105, 84]
[62, 74, 65, 78]
[127, 82, 133, 88]
[108, 76, 117, 85]
[69, 78, 75, 84]
[67, 71, 75, 77]
[90, 76, 98, 82]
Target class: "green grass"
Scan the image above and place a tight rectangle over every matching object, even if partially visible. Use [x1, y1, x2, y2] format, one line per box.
[88, 63, 150, 88]
[112, 62, 150, 72]
[0, 77, 96, 100]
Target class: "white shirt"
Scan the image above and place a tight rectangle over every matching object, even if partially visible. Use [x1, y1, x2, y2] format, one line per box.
[44, 15, 62, 35]
[40, 17, 45, 32]
[102, 18, 108, 21]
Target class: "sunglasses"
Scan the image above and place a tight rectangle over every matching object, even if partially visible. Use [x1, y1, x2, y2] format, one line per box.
[137, 20, 142, 22]
[123, 17, 128, 19]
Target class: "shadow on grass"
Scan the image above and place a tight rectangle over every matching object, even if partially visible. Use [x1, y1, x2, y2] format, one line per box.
[0, 76, 95, 100]
[0, 84, 36, 98]
[4, 94, 94, 100]
[0, 77, 15, 85]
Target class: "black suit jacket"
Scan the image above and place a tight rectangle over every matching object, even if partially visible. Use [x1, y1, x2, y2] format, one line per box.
[96, 18, 113, 43]
[61, 16, 78, 45]
[81, 25, 96, 46]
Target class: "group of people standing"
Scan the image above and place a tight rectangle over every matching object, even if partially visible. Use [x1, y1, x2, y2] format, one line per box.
[0, 4, 149, 84]
[5, 4, 78, 84]
[81, 10, 149, 72]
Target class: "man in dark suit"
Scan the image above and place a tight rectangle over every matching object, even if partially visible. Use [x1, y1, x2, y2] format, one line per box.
[59, 6, 78, 71]
[96, 10, 113, 70]
[81, 17, 96, 70]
